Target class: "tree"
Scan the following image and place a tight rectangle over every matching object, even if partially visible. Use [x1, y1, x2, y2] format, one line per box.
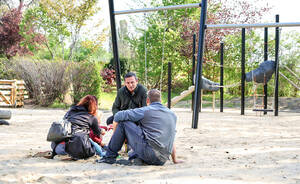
[180, 0, 270, 81]
[21, 5, 70, 59]
[0, 3, 44, 59]
[39, 0, 100, 60]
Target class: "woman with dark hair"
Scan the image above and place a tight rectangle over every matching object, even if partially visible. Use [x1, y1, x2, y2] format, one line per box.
[50, 95, 104, 160]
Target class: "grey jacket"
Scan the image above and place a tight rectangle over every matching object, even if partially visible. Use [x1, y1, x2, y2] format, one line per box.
[114, 102, 177, 158]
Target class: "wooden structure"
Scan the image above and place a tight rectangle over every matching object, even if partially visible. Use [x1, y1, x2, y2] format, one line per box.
[0, 80, 28, 107]
[168, 85, 216, 111]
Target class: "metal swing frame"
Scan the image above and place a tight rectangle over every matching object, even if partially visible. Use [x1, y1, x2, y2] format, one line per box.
[192, 0, 300, 129]
[108, 0, 201, 89]
[109, 0, 300, 129]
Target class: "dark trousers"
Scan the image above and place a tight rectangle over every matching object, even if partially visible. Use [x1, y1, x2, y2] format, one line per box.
[106, 115, 114, 125]
[105, 121, 165, 165]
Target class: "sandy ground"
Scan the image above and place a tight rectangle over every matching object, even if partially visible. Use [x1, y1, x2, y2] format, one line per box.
[0, 107, 300, 184]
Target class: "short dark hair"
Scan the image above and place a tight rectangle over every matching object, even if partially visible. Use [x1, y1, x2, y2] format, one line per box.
[148, 89, 161, 103]
[124, 72, 137, 80]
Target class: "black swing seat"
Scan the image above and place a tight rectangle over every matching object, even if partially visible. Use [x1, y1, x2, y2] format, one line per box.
[252, 109, 274, 112]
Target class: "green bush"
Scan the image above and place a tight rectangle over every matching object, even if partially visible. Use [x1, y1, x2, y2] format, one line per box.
[0, 58, 16, 79]
[71, 61, 104, 104]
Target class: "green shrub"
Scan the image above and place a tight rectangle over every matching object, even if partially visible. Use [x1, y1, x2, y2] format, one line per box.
[71, 61, 104, 104]
[0, 58, 16, 79]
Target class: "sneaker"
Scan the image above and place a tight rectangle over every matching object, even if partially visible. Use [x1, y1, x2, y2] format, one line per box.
[132, 158, 146, 166]
[96, 157, 116, 164]
[116, 159, 132, 166]
[33, 151, 53, 159]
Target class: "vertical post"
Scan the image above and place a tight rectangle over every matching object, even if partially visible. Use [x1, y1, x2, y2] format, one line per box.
[241, 28, 246, 115]
[192, 0, 207, 129]
[220, 42, 224, 112]
[264, 27, 268, 115]
[274, 15, 280, 116]
[108, 0, 122, 89]
[168, 62, 172, 109]
[191, 34, 196, 111]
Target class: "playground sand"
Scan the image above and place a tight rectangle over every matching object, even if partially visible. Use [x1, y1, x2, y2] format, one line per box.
[0, 108, 300, 184]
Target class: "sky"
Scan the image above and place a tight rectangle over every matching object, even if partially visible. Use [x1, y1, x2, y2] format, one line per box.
[264, 0, 300, 23]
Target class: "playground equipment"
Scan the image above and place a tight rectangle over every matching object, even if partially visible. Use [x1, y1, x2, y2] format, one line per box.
[168, 76, 219, 107]
[108, 0, 300, 129]
[0, 110, 11, 119]
[245, 60, 276, 83]
[108, 1, 201, 90]
[0, 110, 11, 125]
[191, 0, 300, 128]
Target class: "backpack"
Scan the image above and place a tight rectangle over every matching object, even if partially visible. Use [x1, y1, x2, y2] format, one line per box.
[46, 119, 72, 143]
[65, 133, 95, 159]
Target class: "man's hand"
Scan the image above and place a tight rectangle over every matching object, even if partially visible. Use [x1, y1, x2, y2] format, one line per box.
[171, 144, 184, 164]
[113, 121, 118, 133]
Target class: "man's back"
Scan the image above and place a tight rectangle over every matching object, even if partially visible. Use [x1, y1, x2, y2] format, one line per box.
[140, 103, 177, 156]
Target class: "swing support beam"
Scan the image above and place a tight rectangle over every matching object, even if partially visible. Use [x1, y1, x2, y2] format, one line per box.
[114, 3, 201, 15]
[206, 22, 300, 29]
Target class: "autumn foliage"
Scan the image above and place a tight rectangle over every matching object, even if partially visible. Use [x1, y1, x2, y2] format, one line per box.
[0, 4, 44, 59]
[101, 68, 116, 85]
[180, 0, 271, 61]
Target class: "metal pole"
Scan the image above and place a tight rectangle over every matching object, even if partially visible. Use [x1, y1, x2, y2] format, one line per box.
[114, 3, 201, 15]
[192, 0, 207, 129]
[191, 34, 196, 111]
[220, 42, 224, 112]
[206, 22, 300, 29]
[264, 27, 268, 115]
[241, 28, 245, 115]
[274, 15, 280, 116]
[108, 0, 122, 89]
[168, 62, 172, 109]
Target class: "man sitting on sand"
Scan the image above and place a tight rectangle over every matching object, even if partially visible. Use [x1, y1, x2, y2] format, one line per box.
[97, 89, 182, 165]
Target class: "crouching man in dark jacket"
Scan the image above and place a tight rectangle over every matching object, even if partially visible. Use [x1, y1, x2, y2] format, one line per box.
[106, 72, 147, 126]
[97, 89, 182, 165]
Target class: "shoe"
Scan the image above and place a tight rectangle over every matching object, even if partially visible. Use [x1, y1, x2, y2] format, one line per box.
[33, 151, 53, 159]
[132, 158, 146, 166]
[128, 150, 138, 160]
[116, 159, 132, 166]
[96, 157, 116, 164]
[115, 158, 146, 166]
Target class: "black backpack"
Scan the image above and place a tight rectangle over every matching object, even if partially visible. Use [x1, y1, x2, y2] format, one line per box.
[65, 133, 95, 159]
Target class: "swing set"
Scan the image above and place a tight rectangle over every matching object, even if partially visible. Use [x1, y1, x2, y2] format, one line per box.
[108, 0, 300, 129]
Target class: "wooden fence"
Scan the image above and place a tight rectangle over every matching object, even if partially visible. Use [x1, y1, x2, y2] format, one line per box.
[0, 80, 28, 107]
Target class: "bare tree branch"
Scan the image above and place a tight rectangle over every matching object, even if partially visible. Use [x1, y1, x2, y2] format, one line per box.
[2, 0, 12, 10]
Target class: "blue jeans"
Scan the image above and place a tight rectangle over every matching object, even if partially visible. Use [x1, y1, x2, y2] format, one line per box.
[105, 121, 165, 165]
[51, 142, 67, 155]
[89, 138, 106, 157]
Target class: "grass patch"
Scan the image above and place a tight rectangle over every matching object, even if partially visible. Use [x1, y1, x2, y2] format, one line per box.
[98, 90, 241, 110]
[99, 91, 117, 110]
[50, 101, 71, 109]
